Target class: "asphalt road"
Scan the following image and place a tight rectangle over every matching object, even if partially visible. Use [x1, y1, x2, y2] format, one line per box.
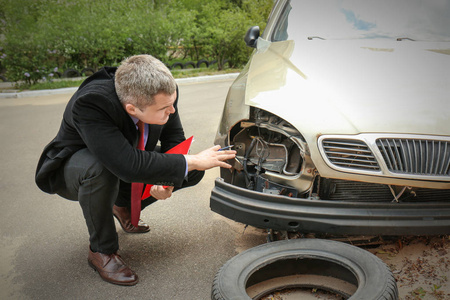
[0, 78, 267, 299]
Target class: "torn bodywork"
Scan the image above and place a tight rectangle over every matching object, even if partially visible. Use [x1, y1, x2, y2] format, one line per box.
[220, 108, 450, 203]
[221, 108, 316, 198]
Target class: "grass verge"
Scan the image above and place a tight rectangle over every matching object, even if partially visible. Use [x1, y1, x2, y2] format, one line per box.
[7, 67, 241, 92]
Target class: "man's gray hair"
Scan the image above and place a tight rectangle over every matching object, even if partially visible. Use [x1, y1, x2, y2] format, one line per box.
[115, 54, 176, 108]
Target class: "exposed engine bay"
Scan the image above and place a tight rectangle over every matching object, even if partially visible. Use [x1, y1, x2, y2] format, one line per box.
[221, 108, 316, 198]
[221, 108, 450, 202]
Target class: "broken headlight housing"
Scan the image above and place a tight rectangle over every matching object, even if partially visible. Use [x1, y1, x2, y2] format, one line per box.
[221, 108, 316, 198]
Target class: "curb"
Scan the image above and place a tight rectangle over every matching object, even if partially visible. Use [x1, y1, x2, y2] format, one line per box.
[0, 73, 239, 99]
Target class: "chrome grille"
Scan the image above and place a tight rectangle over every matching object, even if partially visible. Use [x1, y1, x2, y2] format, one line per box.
[322, 139, 380, 171]
[376, 138, 450, 176]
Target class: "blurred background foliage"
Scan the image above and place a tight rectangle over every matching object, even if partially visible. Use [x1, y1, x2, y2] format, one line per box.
[0, 0, 272, 84]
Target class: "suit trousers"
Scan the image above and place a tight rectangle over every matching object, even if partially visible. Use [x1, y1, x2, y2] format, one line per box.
[56, 148, 204, 254]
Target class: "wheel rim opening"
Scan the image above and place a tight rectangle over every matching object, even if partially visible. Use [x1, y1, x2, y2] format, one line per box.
[245, 257, 358, 299]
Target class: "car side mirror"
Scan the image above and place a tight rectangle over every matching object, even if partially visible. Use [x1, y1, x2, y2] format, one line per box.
[244, 26, 260, 48]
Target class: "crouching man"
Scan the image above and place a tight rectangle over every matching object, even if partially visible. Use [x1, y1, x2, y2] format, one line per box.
[35, 54, 236, 285]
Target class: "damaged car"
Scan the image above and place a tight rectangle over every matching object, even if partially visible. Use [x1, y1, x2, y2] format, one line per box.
[210, 0, 450, 236]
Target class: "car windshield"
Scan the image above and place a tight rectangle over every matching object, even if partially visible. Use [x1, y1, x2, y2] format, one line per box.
[272, 0, 450, 42]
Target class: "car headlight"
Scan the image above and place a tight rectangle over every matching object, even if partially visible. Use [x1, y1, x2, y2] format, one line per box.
[221, 108, 316, 197]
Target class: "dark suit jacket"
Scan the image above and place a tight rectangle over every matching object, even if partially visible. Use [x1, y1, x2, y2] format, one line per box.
[35, 67, 187, 194]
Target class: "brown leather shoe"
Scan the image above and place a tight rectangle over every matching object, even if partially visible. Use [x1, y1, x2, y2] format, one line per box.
[88, 247, 138, 286]
[113, 205, 150, 233]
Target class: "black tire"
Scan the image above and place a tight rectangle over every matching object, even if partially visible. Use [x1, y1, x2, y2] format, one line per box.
[183, 61, 196, 69]
[209, 59, 217, 66]
[81, 67, 95, 76]
[212, 239, 398, 300]
[0, 75, 7, 82]
[196, 59, 209, 68]
[170, 62, 184, 70]
[63, 68, 80, 78]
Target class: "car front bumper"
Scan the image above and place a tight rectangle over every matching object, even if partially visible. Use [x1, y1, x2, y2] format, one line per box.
[210, 178, 450, 236]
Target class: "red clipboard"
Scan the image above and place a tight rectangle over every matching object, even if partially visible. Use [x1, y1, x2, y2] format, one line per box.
[131, 136, 194, 227]
[141, 135, 194, 199]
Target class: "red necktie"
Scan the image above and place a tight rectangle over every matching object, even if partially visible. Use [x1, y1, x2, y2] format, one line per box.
[131, 120, 145, 227]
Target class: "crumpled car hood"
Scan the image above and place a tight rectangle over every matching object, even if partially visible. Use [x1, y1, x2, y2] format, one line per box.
[245, 39, 450, 139]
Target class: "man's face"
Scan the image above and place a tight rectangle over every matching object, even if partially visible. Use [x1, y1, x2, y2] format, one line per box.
[127, 91, 177, 125]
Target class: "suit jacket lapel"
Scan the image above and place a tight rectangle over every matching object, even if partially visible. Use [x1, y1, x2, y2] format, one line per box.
[145, 124, 162, 151]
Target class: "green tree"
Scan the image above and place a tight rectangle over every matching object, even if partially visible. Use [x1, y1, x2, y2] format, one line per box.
[0, 0, 55, 84]
[178, 0, 273, 69]
[0, 0, 273, 84]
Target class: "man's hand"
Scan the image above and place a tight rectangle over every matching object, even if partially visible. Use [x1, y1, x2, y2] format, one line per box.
[184, 145, 236, 172]
[150, 185, 174, 200]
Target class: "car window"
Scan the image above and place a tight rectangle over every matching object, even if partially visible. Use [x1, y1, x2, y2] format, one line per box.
[271, 3, 291, 42]
[270, 0, 450, 42]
